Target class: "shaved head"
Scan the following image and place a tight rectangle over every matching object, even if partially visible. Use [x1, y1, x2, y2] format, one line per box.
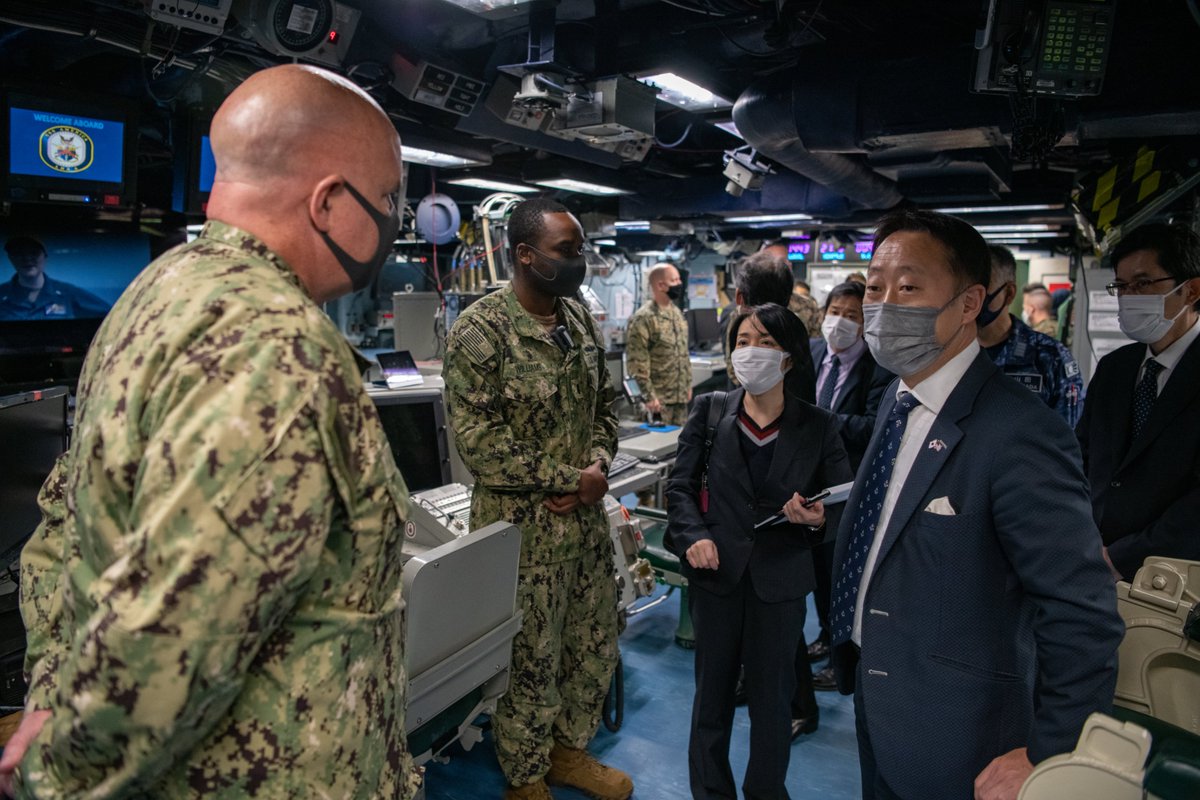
[211, 64, 396, 187]
[648, 263, 678, 286]
[205, 64, 403, 303]
[1027, 290, 1052, 313]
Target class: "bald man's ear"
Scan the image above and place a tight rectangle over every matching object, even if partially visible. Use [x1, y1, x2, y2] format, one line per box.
[307, 175, 344, 233]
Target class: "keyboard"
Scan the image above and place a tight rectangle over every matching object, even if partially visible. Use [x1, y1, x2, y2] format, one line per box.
[609, 451, 642, 478]
[412, 483, 472, 534]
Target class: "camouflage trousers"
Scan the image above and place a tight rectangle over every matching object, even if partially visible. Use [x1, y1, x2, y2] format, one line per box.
[659, 402, 689, 427]
[494, 537, 619, 787]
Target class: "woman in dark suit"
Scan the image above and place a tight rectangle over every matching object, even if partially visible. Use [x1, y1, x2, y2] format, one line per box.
[665, 303, 852, 800]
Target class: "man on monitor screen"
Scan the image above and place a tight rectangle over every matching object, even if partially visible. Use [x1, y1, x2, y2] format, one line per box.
[0, 236, 110, 320]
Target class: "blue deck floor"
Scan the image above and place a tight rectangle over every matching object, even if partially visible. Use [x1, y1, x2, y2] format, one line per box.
[424, 586, 862, 799]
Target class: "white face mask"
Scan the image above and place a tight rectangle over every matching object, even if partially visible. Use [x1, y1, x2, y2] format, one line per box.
[822, 314, 862, 352]
[731, 346, 789, 395]
[1117, 281, 1188, 344]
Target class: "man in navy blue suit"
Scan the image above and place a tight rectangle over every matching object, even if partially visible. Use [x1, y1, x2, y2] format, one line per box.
[830, 209, 1123, 800]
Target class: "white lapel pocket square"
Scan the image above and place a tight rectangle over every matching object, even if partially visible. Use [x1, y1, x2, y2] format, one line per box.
[924, 496, 956, 515]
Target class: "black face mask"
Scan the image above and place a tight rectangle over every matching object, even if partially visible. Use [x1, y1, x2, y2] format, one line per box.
[666, 284, 684, 302]
[525, 244, 587, 297]
[318, 180, 400, 293]
[975, 284, 1008, 328]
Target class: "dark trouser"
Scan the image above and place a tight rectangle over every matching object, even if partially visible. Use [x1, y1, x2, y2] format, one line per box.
[789, 600, 818, 719]
[854, 660, 906, 800]
[811, 539, 835, 644]
[688, 573, 804, 800]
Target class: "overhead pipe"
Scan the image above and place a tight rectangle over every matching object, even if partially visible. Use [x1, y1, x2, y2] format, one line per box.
[733, 75, 905, 211]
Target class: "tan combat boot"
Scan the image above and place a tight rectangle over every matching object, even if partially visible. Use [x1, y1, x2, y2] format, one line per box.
[545, 743, 634, 800]
[503, 779, 553, 800]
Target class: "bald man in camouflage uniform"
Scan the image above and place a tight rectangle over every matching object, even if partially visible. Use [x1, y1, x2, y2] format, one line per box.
[444, 198, 629, 800]
[4, 66, 419, 799]
[625, 263, 692, 425]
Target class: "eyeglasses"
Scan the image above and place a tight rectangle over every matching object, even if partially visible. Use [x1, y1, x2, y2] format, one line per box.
[1105, 277, 1177, 297]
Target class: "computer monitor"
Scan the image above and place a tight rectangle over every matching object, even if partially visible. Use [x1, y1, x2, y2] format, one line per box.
[605, 350, 624, 395]
[0, 223, 150, 386]
[368, 384, 452, 493]
[392, 291, 441, 361]
[687, 307, 721, 351]
[0, 386, 68, 561]
[2, 87, 138, 208]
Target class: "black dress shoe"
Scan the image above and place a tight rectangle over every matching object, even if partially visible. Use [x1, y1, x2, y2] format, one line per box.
[812, 665, 837, 691]
[806, 639, 830, 662]
[790, 716, 819, 741]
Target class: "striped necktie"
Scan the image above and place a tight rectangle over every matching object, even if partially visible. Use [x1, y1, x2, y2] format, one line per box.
[818, 354, 841, 410]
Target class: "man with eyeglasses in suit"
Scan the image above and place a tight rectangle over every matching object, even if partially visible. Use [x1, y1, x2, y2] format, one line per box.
[1076, 223, 1200, 580]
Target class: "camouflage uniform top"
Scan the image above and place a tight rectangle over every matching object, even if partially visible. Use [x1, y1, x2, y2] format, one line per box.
[788, 291, 822, 338]
[1032, 317, 1059, 337]
[624, 300, 691, 405]
[16, 221, 418, 800]
[985, 314, 1086, 428]
[443, 286, 618, 567]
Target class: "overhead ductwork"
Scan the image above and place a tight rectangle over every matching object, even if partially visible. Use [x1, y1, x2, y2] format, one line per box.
[733, 45, 1200, 212]
[733, 77, 905, 211]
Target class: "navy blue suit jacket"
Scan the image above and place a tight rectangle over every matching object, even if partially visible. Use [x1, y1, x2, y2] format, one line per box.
[831, 351, 1123, 798]
[810, 338, 894, 471]
[665, 389, 853, 602]
[1075, 336, 1200, 578]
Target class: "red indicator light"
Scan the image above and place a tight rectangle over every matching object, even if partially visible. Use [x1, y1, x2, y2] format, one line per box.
[328, 30, 339, 44]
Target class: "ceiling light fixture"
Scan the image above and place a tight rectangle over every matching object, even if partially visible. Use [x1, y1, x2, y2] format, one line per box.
[445, 177, 539, 194]
[975, 223, 1058, 232]
[725, 213, 814, 224]
[532, 178, 633, 196]
[401, 146, 487, 168]
[638, 72, 732, 111]
[615, 220, 652, 231]
[933, 204, 1061, 214]
[432, 0, 539, 19]
[980, 231, 1063, 239]
[592, 238, 618, 246]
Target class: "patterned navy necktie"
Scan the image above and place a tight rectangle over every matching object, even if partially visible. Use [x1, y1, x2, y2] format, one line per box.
[1131, 359, 1163, 440]
[830, 391, 922, 645]
[818, 354, 841, 410]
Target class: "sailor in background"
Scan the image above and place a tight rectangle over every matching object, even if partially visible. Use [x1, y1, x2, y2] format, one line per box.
[625, 261, 692, 425]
